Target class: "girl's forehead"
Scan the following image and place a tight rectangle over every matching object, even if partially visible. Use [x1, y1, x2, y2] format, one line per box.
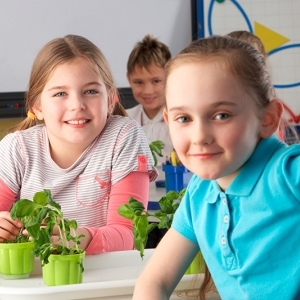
[48, 57, 103, 82]
[166, 60, 229, 87]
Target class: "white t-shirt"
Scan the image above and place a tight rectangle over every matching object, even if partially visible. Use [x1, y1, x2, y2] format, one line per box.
[126, 104, 173, 166]
[0, 115, 157, 228]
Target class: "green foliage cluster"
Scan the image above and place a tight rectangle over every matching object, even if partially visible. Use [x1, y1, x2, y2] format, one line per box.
[10, 190, 85, 268]
[118, 188, 186, 258]
[149, 140, 164, 166]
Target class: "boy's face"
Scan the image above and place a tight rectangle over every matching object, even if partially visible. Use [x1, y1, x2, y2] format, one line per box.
[127, 64, 165, 119]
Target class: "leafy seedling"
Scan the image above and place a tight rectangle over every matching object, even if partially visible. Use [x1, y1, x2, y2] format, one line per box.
[149, 140, 164, 166]
[10, 189, 85, 269]
[118, 188, 186, 258]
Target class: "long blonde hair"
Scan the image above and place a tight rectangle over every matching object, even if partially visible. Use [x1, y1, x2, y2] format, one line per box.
[10, 34, 126, 133]
[165, 35, 277, 299]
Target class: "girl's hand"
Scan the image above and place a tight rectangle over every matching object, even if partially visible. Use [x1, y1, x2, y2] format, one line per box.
[50, 226, 91, 250]
[0, 211, 23, 242]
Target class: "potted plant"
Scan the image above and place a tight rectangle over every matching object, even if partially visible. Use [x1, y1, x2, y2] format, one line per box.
[118, 188, 205, 274]
[9, 189, 85, 286]
[0, 231, 34, 279]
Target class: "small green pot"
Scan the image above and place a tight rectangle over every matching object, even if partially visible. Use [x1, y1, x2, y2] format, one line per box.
[42, 251, 85, 286]
[0, 241, 34, 279]
[185, 251, 205, 275]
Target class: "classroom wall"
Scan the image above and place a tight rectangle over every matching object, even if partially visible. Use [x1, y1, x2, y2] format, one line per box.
[0, 0, 193, 92]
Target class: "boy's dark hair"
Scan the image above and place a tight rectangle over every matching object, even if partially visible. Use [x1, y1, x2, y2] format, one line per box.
[127, 34, 171, 74]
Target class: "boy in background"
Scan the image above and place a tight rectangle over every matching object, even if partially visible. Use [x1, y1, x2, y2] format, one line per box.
[126, 34, 173, 166]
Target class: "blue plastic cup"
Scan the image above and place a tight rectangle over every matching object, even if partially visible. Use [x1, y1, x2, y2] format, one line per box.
[162, 164, 193, 193]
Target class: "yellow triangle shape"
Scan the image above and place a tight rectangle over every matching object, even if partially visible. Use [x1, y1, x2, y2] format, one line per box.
[254, 21, 290, 53]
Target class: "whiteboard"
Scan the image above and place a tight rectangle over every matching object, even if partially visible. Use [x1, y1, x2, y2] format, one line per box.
[201, 0, 300, 125]
[0, 0, 193, 92]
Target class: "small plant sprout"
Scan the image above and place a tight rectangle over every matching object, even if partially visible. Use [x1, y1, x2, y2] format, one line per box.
[149, 140, 164, 166]
[10, 189, 85, 267]
[118, 188, 186, 258]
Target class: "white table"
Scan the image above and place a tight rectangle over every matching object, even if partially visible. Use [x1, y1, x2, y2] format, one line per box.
[0, 249, 220, 300]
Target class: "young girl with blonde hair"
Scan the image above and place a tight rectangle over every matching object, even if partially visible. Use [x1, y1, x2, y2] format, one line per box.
[133, 36, 300, 299]
[0, 35, 157, 254]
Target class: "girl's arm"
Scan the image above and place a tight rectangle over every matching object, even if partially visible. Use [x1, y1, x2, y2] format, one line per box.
[0, 178, 22, 242]
[81, 171, 149, 253]
[133, 228, 199, 299]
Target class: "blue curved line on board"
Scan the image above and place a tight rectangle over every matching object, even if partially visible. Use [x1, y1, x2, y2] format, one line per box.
[208, 0, 252, 36]
[269, 44, 300, 88]
[231, 0, 253, 33]
[207, 1, 299, 89]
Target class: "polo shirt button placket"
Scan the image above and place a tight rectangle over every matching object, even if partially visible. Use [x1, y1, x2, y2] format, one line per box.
[221, 236, 226, 245]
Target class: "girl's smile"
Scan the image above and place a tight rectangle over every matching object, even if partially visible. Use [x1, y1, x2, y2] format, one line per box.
[33, 57, 109, 167]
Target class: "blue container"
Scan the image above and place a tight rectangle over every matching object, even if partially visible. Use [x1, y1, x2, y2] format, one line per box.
[162, 164, 193, 193]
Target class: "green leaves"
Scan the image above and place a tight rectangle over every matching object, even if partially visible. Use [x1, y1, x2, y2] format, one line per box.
[9, 189, 84, 267]
[10, 199, 35, 219]
[149, 140, 164, 166]
[118, 188, 186, 259]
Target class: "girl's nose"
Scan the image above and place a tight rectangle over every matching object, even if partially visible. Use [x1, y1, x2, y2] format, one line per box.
[192, 120, 213, 145]
[70, 94, 86, 111]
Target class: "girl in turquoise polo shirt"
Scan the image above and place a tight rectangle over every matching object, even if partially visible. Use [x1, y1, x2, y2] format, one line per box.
[133, 35, 300, 300]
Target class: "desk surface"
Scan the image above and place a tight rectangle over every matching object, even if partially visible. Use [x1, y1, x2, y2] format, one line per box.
[0, 249, 220, 300]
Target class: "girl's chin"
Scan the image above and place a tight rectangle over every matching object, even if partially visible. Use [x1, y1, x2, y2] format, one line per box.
[193, 172, 221, 180]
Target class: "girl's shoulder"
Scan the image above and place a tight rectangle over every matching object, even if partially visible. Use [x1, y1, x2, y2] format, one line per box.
[270, 141, 300, 164]
[105, 115, 142, 134]
[0, 125, 44, 147]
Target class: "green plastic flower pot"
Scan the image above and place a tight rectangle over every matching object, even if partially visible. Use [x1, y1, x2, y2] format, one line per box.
[42, 251, 85, 286]
[185, 251, 205, 275]
[0, 241, 34, 279]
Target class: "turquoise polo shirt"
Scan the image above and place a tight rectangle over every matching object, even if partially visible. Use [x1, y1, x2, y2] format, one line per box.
[172, 135, 300, 300]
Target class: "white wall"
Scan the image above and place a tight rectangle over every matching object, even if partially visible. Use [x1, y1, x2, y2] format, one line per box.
[0, 0, 192, 92]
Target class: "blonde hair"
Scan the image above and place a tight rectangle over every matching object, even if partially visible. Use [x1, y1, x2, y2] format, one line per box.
[165, 35, 277, 299]
[166, 35, 275, 113]
[10, 34, 126, 133]
[226, 30, 267, 58]
[127, 34, 171, 74]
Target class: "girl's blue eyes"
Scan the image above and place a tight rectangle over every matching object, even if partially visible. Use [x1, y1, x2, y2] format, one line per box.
[85, 90, 98, 94]
[175, 113, 229, 123]
[54, 92, 66, 97]
[176, 116, 190, 123]
[215, 113, 229, 120]
[54, 90, 98, 97]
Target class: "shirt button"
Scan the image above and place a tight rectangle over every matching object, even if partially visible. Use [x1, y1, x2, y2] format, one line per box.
[222, 198, 226, 204]
[221, 237, 226, 245]
[224, 215, 229, 223]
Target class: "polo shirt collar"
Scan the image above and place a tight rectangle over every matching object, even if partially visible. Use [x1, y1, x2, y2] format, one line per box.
[141, 107, 164, 125]
[205, 135, 285, 203]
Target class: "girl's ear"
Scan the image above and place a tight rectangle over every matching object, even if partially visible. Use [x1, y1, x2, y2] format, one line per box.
[259, 99, 283, 138]
[163, 107, 169, 125]
[32, 102, 44, 121]
[107, 90, 117, 115]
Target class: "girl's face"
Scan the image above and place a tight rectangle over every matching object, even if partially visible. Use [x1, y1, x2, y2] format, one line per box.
[34, 57, 109, 154]
[164, 61, 264, 190]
